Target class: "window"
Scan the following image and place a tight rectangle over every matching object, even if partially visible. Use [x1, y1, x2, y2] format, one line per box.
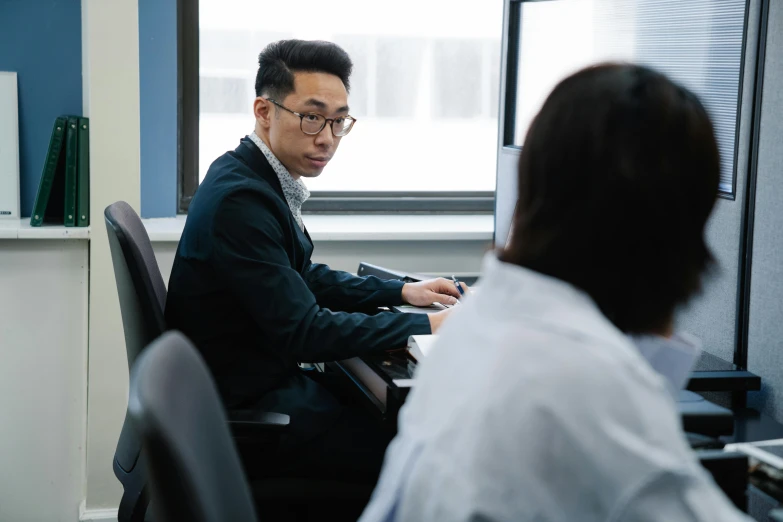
[504, 0, 747, 196]
[182, 0, 504, 212]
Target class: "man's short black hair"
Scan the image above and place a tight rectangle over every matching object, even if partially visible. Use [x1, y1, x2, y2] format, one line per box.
[255, 39, 353, 100]
[501, 63, 720, 334]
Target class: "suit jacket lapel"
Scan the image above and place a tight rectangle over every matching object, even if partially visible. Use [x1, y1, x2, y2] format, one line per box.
[234, 137, 287, 202]
[302, 224, 314, 248]
[235, 136, 315, 263]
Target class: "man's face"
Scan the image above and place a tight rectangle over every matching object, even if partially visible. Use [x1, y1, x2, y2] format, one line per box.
[257, 71, 349, 179]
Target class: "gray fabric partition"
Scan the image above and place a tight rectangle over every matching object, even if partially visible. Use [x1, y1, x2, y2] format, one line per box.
[676, 0, 763, 363]
[747, 0, 783, 423]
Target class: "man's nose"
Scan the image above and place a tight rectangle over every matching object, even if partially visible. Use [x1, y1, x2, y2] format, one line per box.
[314, 123, 334, 148]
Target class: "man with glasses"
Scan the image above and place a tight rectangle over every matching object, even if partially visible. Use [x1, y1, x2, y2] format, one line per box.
[165, 40, 459, 501]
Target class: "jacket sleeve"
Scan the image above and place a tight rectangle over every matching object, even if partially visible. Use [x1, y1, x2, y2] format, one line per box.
[211, 190, 431, 363]
[303, 261, 406, 312]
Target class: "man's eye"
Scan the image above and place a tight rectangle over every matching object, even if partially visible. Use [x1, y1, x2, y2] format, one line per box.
[305, 114, 320, 122]
[334, 117, 345, 125]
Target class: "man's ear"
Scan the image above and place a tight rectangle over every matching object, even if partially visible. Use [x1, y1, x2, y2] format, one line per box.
[254, 97, 272, 129]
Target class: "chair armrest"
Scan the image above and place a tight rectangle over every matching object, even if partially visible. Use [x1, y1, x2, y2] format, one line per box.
[227, 410, 290, 438]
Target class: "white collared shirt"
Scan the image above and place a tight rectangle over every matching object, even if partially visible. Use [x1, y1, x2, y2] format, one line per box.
[248, 131, 310, 231]
[360, 253, 751, 522]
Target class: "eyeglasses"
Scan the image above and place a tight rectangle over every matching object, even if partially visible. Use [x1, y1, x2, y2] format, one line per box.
[266, 98, 357, 137]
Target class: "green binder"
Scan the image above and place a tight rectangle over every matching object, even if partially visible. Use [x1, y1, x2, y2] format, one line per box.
[63, 117, 79, 227]
[30, 116, 68, 227]
[76, 117, 90, 227]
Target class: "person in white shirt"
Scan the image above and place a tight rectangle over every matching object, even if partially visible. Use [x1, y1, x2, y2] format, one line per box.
[359, 63, 752, 522]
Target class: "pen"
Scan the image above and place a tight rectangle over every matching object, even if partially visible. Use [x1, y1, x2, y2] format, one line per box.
[451, 275, 465, 298]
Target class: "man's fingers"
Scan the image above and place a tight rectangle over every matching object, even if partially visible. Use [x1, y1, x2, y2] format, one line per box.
[431, 292, 458, 306]
[435, 278, 462, 298]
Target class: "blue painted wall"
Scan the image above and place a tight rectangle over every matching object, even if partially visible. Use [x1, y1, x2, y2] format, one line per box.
[0, 0, 82, 218]
[0, 0, 179, 218]
[139, 0, 178, 218]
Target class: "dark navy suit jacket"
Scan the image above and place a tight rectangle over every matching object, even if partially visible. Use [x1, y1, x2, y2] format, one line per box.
[165, 137, 430, 441]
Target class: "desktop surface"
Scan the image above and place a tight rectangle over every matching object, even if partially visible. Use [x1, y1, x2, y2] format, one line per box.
[331, 349, 773, 462]
[362, 349, 757, 387]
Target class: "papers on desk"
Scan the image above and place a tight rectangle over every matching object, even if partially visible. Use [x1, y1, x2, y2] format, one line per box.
[725, 439, 783, 487]
[724, 439, 783, 476]
[407, 335, 438, 362]
[392, 303, 450, 314]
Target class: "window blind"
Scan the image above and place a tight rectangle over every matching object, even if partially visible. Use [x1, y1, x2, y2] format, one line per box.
[513, 0, 746, 194]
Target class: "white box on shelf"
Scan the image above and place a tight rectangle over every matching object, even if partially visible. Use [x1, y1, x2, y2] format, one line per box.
[0, 72, 20, 219]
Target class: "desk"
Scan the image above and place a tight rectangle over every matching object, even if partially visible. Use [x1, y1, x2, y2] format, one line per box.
[350, 262, 761, 409]
[330, 349, 762, 432]
[689, 352, 761, 409]
[352, 263, 760, 411]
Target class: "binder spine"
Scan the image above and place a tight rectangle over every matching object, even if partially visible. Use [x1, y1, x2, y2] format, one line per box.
[63, 117, 79, 227]
[76, 118, 90, 227]
[30, 117, 67, 227]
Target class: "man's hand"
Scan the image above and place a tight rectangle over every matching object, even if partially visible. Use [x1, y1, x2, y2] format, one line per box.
[401, 278, 468, 307]
[428, 308, 453, 333]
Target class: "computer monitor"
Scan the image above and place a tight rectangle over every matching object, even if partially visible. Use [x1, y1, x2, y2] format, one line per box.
[494, 188, 517, 250]
[493, 0, 523, 249]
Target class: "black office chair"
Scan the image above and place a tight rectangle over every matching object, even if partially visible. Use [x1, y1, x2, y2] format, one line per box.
[105, 201, 169, 522]
[105, 202, 374, 521]
[105, 202, 290, 521]
[129, 331, 259, 522]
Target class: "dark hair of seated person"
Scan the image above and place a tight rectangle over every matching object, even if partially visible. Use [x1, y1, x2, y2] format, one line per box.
[500, 63, 720, 335]
[255, 39, 353, 98]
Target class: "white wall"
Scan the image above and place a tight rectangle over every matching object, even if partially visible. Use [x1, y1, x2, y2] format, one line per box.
[82, 0, 141, 513]
[0, 240, 88, 522]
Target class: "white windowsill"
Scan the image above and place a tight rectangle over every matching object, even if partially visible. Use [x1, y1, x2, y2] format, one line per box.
[0, 219, 91, 239]
[142, 214, 495, 242]
[0, 214, 492, 242]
